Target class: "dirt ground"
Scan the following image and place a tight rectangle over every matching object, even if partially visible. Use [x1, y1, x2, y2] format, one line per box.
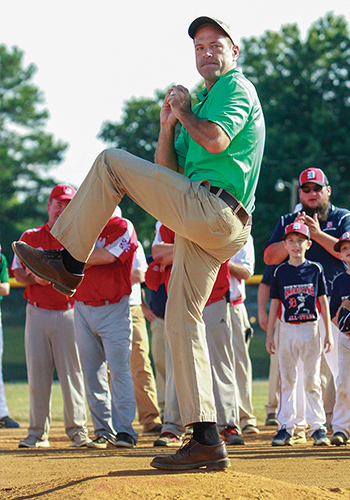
[1, 421, 349, 500]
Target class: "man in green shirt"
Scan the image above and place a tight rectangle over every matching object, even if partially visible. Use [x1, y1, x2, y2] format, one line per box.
[13, 16, 265, 469]
[0, 247, 19, 428]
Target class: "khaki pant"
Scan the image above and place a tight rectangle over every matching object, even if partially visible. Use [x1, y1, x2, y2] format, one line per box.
[52, 149, 251, 425]
[130, 305, 161, 432]
[230, 302, 257, 428]
[150, 316, 166, 418]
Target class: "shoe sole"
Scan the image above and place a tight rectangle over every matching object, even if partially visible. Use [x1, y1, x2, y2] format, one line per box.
[225, 439, 245, 445]
[150, 457, 231, 470]
[331, 439, 347, 446]
[115, 441, 135, 448]
[153, 440, 183, 447]
[313, 441, 330, 446]
[272, 440, 292, 446]
[12, 242, 75, 297]
[69, 441, 91, 447]
[87, 442, 108, 449]
[18, 442, 50, 448]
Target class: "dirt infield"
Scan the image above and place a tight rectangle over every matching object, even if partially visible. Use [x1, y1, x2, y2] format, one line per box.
[1, 421, 349, 500]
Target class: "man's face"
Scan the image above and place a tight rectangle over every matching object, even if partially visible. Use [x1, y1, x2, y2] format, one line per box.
[194, 25, 238, 90]
[298, 183, 331, 218]
[47, 198, 70, 228]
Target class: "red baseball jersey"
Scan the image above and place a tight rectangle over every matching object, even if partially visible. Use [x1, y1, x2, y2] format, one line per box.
[11, 223, 74, 309]
[73, 217, 138, 305]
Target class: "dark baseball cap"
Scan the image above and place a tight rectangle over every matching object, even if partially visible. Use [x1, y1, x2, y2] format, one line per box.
[49, 184, 76, 201]
[188, 16, 235, 45]
[334, 232, 350, 252]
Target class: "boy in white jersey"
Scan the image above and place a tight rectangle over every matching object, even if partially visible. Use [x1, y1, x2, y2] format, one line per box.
[266, 222, 333, 446]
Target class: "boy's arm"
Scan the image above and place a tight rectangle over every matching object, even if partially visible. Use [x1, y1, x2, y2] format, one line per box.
[258, 282, 270, 331]
[318, 294, 334, 353]
[266, 298, 280, 355]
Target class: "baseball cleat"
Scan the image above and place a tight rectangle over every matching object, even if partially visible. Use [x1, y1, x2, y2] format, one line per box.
[331, 432, 347, 446]
[312, 428, 329, 446]
[19, 435, 50, 448]
[271, 428, 292, 446]
[12, 241, 83, 297]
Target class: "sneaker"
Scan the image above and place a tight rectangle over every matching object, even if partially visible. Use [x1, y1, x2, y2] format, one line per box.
[18, 435, 50, 448]
[143, 424, 163, 436]
[242, 424, 260, 435]
[221, 426, 245, 445]
[331, 432, 347, 446]
[115, 432, 136, 448]
[265, 413, 279, 426]
[0, 416, 20, 428]
[87, 436, 112, 449]
[150, 437, 230, 470]
[312, 428, 329, 446]
[291, 432, 307, 444]
[69, 430, 91, 447]
[154, 432, 183, 447]
[271, 428, 292, 446]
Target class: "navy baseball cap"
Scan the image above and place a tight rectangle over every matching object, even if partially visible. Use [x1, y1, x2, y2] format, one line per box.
[49, 184, 76, 201]
[188, 16, 235, 45]
[299, 167, 329, 188]
[334, 232, 350, 252]
[283, 222, 310, 240]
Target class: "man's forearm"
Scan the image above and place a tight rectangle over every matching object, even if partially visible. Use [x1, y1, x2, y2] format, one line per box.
[177, 110, 230, 154]
[155, 125, 181, 172]
[228, 261, 251, 281]
[264, 242, 288, 265]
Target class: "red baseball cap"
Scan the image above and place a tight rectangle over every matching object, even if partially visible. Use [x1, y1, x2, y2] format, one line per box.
[334, 232, 350, 252]
[49, 184, 76, 201]
[145, 261, 167, 291]
[283, 222, 310, 240]
[299, 168, 329, 187]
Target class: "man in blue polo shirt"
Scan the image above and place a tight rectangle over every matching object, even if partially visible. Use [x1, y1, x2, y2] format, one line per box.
[264, 167, 350, 424]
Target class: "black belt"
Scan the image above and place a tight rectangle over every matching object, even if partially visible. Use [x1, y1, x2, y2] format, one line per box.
[210, 187, 251, 226]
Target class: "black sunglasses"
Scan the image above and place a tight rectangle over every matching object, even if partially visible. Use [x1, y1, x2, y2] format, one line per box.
[300, 185, 324, 193]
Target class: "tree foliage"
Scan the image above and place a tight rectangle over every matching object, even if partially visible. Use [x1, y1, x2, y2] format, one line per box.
[0, 44, 68, 258]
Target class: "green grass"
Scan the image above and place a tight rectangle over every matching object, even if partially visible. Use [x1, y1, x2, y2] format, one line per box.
[4, 380, 269, 424]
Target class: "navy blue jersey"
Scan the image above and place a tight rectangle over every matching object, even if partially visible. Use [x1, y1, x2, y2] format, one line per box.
[330, 272, 350, 319]
[270, 260, 327, 323]
[265, 204, 350, 290]
[261, 265, 276, 286]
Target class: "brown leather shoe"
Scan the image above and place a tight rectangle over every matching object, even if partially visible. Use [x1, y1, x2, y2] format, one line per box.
[12, 241, 83, 297]
[150, 438, 230, 470]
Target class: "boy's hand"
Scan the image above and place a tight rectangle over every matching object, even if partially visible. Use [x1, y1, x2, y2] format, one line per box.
[266, 334, 275, 355]
[324, 333, 334, 353]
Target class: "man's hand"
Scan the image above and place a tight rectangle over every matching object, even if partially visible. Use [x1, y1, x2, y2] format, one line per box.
[167, 85, 192, 121]
[295, 211, 322, 239]
[25, 268, 50, 286]
[160, 88, 181, 128]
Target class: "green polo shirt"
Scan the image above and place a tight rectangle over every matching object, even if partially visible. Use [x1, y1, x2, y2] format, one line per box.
[0, 254, 9, 304]
[174, 68, 265, 213]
